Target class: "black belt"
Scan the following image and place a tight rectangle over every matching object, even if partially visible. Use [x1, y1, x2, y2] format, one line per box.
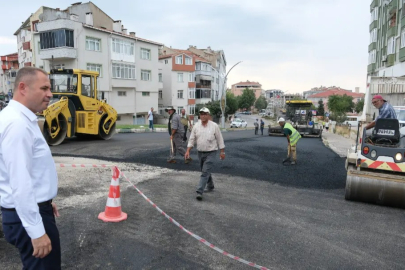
[1, 199, 52, 211]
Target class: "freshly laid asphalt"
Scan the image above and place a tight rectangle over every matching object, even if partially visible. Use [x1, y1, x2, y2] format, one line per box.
[1, 130, 405, 269]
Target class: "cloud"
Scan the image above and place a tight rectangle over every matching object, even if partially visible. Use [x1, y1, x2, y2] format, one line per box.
[0, 36, 16, 45]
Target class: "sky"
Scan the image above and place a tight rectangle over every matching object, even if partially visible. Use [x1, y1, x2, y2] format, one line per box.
[0, 0, 370, 94]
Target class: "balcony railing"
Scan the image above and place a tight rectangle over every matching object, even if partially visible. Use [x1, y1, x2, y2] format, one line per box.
[368, 42, 377, 52]
[367, 63, 376, 74]
[23, 41, 30, 51]
[370, 0, 378, 11]
[387, 54, 395, 67]
[369, 20, 378, 31]
[388, 0, 398, 12]
[387, 26, 397, 38]
[399, 48, 405, 62]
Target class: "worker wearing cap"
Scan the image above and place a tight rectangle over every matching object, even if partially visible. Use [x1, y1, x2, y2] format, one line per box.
[278, 117, 301, 165]
[165, 106, 191, 164]
[185, 107, 225, 201]
[365, 95, 397, 130]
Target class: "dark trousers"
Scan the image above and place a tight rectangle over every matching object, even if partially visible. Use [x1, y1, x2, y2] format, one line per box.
[183, 125, 188, 141]
[260, 127, 264, 135]
[196, 151, 215, 194]
[169, 133, 186, 160]
[149, 120, 154, 130]
[255, 127, 258, 134]
[2, 203, 61, 270]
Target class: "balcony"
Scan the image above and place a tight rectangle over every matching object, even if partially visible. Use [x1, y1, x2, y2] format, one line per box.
[195, 70, 212, 78]
[40, 47, 77, 60]
[387, 26, 397, 38]
[370, 0, 378, 11]
[367, 63, 376, 74]
[369, 20, 378, 31]
[387, 54, 396, 67]
[23, 41, 31, 51]
[368, 42, 377, 52]
[399, 48, 405, 62]
[24, 62, 32, 67]
[1, 64, 9, 70]
[388, 0, 398, 12]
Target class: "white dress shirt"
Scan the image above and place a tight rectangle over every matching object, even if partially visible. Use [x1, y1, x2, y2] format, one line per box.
[0, 100, 58, 239]
[187, 120, 225, 151]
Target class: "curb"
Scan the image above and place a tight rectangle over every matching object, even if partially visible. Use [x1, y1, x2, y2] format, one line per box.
[321, 135, 348, 158]
[116, 128, 168, 133]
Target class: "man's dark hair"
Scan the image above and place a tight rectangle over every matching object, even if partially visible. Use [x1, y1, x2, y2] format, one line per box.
[14, 67, 48, 92]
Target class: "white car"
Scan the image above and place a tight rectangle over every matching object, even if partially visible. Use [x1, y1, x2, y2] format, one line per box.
[230, 119, 247, 128]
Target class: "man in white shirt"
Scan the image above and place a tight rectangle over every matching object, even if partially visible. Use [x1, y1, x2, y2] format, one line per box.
[148, 107, 154, 131]
[0, 67, 61, 269]
[185, 107, 225, 201]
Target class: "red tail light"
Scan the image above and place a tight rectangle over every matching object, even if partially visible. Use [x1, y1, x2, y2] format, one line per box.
[363, 146, 369, 155]
[360, 138, 362, 144]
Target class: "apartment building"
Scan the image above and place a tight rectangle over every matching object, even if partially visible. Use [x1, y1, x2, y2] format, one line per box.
[307, 87, 364, 112]
[0, 53, 19, 98]
[368, 0, 405, 105]
[230, 81, 263, 99]
[13, 2, 163, 124]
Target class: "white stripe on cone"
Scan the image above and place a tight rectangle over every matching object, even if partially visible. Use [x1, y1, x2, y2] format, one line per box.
[106, 197, 121, 207]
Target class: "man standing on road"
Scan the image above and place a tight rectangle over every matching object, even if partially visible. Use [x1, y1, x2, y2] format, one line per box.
[185, 107, 225, 201]
[166, 106, 191, 164]
[260, 119, 265, 135]
[148, 107, 154, 131]
[180, 108, 193, 142]
[278, 117, 301, 165]
[0, 67, 61, 269]
[365, 95, 397, 130]
[254, 119, 259, 135]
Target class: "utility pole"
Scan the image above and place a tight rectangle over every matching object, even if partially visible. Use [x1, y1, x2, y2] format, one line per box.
[220, 61, 242, 128]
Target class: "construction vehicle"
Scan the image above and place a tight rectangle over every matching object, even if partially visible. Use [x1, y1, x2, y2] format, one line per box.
[268, 100, 322, 137]
[38, 69, 117, 146]
[345, 77, 405, 208]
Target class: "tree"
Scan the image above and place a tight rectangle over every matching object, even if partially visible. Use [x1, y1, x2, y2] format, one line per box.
[205, 100, 222, 118]
[327, 94, 354, 122]
[255, 96, 267, 111]
[317, 99, 325, 116]
[238, 88, 256, 110]
[355, 98, 364, 113]
[225, 91, 238, 116]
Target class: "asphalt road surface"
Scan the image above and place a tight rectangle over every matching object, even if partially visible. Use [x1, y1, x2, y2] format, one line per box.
[1, 130, 405, 269]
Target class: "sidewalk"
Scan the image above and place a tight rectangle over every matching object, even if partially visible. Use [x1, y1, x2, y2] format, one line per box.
[321, 131, 356, 158]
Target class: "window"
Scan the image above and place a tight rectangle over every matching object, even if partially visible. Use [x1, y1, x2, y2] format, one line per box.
[112, 38, 134, 55]
[177, 90, 184, 99]
[196, 89, 211, 99]
[370, 8, 378, 22]
[177, 73, 183, 82]
[87, 63, 102, 77]
[175, 55, 183, 64]
[387, 37, 395, 55]
[370, 28, 377, 44]
[142, 92, 150, 96]
[118, 91, 127, 96]
[178, 106, 183, 113]
[185, 56, 192, 65]
[401, 28, 405, 48]
[195, 62, 201, 70]
[141, 70, 151, 81]
[54, 64, 65, 69]
[159, 90, 163, 99]
[165, 59, 168, 64]
[188, 73, 194, 82]
[112, 63, 136, 79]
[368, 50, 376, 64]
[141, 48, 151, 60]
[188, 88, 195, 99]
[188, 104, 195, 115]
[40, 29, 74, 49]
[81, 75, 94, 97]
[158, 73, 162, 82]
[86, 37, 101, 51]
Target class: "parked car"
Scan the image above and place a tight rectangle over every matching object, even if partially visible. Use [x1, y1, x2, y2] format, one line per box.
[230, 119, 248, 128]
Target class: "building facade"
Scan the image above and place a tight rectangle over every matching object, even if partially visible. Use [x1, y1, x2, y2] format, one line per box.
[0, 53, 19, 99]
[13, 2, 163, 124]
[307, 88, 364, 112]
[230, 81, 263, 99]
[367, 0, 405, 106]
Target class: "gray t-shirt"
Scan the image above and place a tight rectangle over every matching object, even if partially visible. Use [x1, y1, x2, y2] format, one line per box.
[169, 113, 184, 134]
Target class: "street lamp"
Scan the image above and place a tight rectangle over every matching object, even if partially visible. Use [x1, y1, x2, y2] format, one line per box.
[220, 61, 242, 128]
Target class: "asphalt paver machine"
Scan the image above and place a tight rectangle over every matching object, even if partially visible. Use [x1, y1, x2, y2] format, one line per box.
[268, 100, 322, 137]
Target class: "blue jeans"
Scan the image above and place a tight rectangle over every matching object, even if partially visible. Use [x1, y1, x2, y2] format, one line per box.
[149, 120, 154, 130]
[2, 203, 61, 270]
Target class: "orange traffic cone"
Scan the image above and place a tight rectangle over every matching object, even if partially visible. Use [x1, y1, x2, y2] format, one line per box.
[98, 166, 128, 222]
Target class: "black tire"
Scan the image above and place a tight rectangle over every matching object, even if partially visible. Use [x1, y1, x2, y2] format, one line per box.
[43, 115, 67, 146]
[98, 115, 116, 140]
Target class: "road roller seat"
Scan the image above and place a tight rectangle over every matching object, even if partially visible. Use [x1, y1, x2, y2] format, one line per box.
[371, 118, 400, 145]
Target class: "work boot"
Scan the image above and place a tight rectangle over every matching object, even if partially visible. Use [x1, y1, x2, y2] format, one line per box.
[167, 159, 176, 164]
[291, 161, 296, 165]
[204, 186, 214, 192]
[196, 192, 203, 201]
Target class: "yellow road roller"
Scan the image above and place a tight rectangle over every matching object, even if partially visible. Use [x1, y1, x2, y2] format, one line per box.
[38, 69, 117, 146]
[345, 77, 405, 208]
